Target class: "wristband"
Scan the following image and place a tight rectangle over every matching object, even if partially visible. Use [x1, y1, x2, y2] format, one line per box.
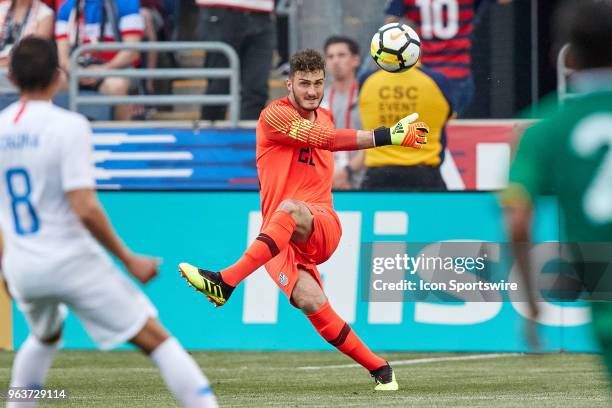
[373, 126, 391, 147]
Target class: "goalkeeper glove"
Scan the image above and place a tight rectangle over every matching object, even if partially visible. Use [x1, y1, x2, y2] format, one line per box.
[373, 113, 429, 149]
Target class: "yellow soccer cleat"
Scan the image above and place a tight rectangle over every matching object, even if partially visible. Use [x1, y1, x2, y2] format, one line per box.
[178, 263, 234, 307]
[371, 364, 399, 391]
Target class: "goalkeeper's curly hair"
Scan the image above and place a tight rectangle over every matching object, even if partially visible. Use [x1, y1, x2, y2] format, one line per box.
[289, 49, 326, 78]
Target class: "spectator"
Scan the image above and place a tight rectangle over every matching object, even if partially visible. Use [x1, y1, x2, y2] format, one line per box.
[40, 0, 63, 11]
[273, 0, 289, 75]
[140, 0, 164, 94]
[196, 0, 275, 121]
[321, 35, 364, 190]
[0, 0, 54, 58]
[0, 0, 54, 104]
[385, 0, 512, 116]
[55, 0, 144, 120]
[358, 63, 455, 191]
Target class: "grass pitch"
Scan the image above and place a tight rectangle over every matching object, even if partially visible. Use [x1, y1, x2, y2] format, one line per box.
[0, 351, 610, 407]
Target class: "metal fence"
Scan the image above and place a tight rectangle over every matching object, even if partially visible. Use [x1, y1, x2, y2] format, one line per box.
[69, 41, 241, 125]
[557, 43, 575, 104]
[0, 67, 16, 94]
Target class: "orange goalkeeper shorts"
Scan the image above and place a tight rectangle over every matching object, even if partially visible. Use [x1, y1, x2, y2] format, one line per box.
[264, 203, 342, 301]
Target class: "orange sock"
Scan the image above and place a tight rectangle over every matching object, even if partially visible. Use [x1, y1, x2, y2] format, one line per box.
[220, 210, 296, 287]
[307, 301, 386, 372]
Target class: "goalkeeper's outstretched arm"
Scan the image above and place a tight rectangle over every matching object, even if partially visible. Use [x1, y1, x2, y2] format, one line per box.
[261, 104, 429, 151]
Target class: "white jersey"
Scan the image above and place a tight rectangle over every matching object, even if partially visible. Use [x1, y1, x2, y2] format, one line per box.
[0, 101, 158, 350]
[0, 100, 105, 280]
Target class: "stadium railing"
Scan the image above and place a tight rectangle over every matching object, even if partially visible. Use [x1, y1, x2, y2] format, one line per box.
[557, 43, 575, 104]
[0, 67, 18, 111]
[69, 42, 241, 125]
[0, 67, 16, 93]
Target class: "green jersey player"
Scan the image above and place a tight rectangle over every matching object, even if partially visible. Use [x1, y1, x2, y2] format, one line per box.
[504, 0, 612, 378]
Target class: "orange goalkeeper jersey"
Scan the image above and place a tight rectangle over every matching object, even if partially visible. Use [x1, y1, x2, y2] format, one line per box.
[256, 96, 357, 225]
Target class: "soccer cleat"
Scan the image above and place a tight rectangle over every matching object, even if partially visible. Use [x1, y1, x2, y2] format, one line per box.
[370, 363, 398, 391]
[178, 263, 234, 307]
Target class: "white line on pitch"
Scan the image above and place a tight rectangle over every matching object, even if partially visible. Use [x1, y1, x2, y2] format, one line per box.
[298, 353, 524, 370]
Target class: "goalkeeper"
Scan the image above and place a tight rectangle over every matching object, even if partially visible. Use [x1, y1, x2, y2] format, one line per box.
[179, 49, 428, 391]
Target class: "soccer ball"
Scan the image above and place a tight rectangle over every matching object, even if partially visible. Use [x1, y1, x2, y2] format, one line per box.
[370, 23, 421, 73]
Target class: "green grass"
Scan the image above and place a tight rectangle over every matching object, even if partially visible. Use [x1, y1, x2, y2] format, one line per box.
[0, 351, 610, 407]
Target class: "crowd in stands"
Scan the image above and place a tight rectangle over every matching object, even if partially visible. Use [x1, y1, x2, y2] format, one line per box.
[0, 0, 512, 191]
[196, 0, 275, 121]
[0, 0, 177, 120]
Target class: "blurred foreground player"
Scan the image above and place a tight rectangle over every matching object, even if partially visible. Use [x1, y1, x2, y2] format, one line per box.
[179, 49, 429, 391]
[0, 38, 217, 408]
[503, 0, 612, 380]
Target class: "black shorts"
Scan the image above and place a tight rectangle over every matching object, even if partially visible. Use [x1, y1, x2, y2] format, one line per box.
[361, 165, 447, 191]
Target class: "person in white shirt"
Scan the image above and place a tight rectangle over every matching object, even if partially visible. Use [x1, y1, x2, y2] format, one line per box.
[0, 37, 218, 408]
[0, 0, 54, 99]
[0, 0, 54, 63]
[321, 36, 365, 190]
[54, 0, 145, 121]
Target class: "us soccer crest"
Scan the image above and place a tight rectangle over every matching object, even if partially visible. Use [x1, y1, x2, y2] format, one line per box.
[278, 272, 289, 286]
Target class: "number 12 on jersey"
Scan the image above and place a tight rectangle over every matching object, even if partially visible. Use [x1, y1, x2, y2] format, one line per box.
[5, 168, 40, 235]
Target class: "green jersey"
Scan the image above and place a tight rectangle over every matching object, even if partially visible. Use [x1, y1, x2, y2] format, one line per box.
[508, 89, 612, 242]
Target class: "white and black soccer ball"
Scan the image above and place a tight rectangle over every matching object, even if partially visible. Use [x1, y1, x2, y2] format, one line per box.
[370, 23, 421, 73]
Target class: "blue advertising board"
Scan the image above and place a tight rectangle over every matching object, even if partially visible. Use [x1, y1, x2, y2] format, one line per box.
[12, 192, 599, 352]
[92, 128, 258, 190]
